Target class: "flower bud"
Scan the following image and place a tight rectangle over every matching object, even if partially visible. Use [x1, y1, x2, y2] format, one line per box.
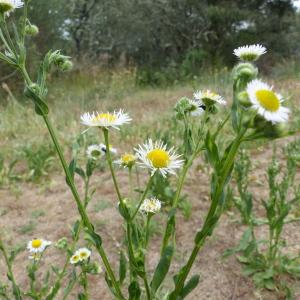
[60, 60, 73, 72]
[55, 237, 68, 250]
[49, 51, 73, 71]
[233, 63, 258, 82]
[237, 91, 251, 108]
[25, 24, 39, 36]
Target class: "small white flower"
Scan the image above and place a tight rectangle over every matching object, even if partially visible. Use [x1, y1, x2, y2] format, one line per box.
[233, 44, 267, 62]
[70, 253, 81, 264]
[99, 143, 117, 155]
[114, 153, 136, 168]
[188, 99, 205, 116]
[80, 110, 131, 130]
[27, 239, 52, 253]
[76, 248, 91, 261]
[193, 90, 226, 106]
[135, 139, 184, 177]
[140, 197, 161, 214]
[246, 79, 290, 124]
[86, 144, 103, 160]
[0, 0, 23, 14]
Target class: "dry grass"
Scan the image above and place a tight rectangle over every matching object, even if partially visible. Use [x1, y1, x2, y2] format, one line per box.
[0, 71, 300, 299]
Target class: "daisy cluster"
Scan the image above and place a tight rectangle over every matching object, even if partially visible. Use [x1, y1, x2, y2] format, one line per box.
[70, 247, 91, 265]
[233, 44, 290, 124]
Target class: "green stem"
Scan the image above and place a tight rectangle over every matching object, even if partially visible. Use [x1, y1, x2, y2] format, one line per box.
[131, 175, 153, 221]
[103, 129, 124, 206]
[42, 115, 125, 300]
[46, 178, 91, 300]
[82, 271, 89, 300]
[170, 131, 246, 299]
[142, 276, 151, 300]
[84, 176, 90, 207]
[126, 223, 137, 281]
[128, 167, 134, 200]
[0, 238, 22, 300]
[161, 137, 203, 253]
[145, 214, 152, 248]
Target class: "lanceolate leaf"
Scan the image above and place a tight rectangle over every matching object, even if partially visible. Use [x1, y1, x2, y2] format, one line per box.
[150, 245, 174, 293]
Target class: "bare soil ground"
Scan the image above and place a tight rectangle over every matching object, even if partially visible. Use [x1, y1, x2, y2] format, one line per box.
[1, 80, 300, 299]
[1, 135, 300, 300]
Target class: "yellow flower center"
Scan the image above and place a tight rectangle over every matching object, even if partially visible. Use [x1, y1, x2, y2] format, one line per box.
[31, 239, 42, 248]
[204, 90, 216, 97]
[147, 149, 170, 168]
[80, 252, 88, 259]
[255, 90, 280, 112]
[93, 113, 116, 123]
[122, 154, 135, 164]
[91, 150, 101, 157]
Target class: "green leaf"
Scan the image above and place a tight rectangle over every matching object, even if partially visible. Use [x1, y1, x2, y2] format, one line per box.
[75, 167, 85, 179]
[150, 245, 174, 293]
[128, 281, 141, 300]
[24, 86, 49, 116]
[62, 270, 77, 299]
[86, 230, 102, 248]
[237, 255, 249, 263]
[179, 275, 200, 299]
[119, 251, 127, 285]
[238, 228, 252, 251]
[72, 220, 81, 240]
[205, 131, 219, 168]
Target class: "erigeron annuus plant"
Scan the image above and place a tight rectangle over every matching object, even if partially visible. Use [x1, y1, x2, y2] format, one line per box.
[0, 2, 295, 299]
[226, 143, 300, 297]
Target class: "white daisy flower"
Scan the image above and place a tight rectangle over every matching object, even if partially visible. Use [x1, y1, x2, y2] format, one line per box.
[27, 239, 52, 253]
[70, 253, 81, 265]
[135, 139, 184, 177]
[76, 248, 91, 261]
[114, 153, 136, 168]
[233, 44, 267, 62]
[193, 90, 226, 106]
[0, 0, 23, 14]
[99, 143, 117, 155]
[80, 110, 131, 130]
[86, 144, 103, 160]
[246, 79, 290, 124]
[140, 197, 161, 214]
[188, 99, 205, 116]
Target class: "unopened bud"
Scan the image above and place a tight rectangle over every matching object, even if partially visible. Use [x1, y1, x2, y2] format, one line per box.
[233, 63, 258, 82]
[237, 91, 251, 107]
[55, 237, 68, 250]
[25, 24, 39, 36]
[60, 60, 73, 72]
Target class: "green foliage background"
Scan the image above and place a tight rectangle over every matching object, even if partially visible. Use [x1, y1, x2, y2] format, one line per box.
[4, 0, 300, 84]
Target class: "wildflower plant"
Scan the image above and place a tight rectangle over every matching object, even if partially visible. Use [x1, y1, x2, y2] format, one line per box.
[226, 145, 300, 297]
[0, 3, 296, 300]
